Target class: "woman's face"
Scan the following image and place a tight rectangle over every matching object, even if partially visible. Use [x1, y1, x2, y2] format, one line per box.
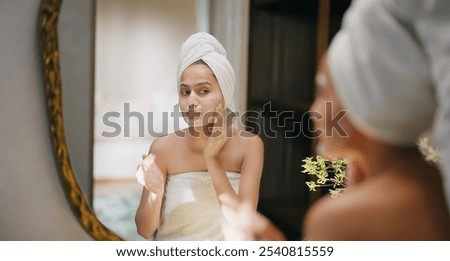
[179, 63, 225, 127]
[309, 57, 352, 159]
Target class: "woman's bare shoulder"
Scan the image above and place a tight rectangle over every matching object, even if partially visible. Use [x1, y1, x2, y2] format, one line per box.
[233, 129, 263, 148]
[303, 193, 363, 240]
[148, 131, 185, 154]
[304, 179, 386, 238]
[147, 132, 187, 174]
[303, 174, 440, 240]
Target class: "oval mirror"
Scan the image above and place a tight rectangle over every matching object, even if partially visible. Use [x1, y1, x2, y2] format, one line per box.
[39, 0, 248, 240]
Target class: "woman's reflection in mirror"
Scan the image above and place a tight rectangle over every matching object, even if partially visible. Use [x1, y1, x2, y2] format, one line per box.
[135, 33, 264, 240]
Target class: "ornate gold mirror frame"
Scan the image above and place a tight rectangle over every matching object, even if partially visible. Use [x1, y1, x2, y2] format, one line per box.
[39, 0, 122, 240]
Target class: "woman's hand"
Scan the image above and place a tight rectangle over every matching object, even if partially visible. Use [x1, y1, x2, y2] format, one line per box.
[220, 194, 285, 241]
[136, 153, 165, 195]
[204, 102, 230, 160]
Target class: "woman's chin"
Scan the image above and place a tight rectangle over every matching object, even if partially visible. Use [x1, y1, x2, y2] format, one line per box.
[184, 115, 216, 126]
[184, 118, 207, 128]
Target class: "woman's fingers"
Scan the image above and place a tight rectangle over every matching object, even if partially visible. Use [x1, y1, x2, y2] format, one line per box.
[135, 164, 145, 186]
[135, 153, 165, 193]
[142, 153, 156, 169]
[211, 102, 228, 138]
[220, 194, 285, 241]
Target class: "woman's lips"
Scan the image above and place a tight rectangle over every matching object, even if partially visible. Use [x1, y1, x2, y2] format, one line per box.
[182, 111, 201, 119]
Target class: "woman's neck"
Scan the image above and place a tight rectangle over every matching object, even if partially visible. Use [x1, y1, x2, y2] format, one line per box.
[184, 124, 214, 153]
[184, 124, 233, 153]
[358, 139, 425, 178]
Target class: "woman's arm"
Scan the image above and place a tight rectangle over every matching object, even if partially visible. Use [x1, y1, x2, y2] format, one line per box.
[135, 139, 167, 239]
[236, 134, 264, 209]
[205, 130, 264, 210]
[204, 103, 264, 209]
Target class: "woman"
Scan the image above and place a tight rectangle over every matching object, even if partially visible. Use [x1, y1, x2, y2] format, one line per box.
[135, 32, 264, 240]
[221, 55, 450, 240]
[222, 0, 450, 240]
[303, 0, 450, 240]
[303, 56, 450, 240]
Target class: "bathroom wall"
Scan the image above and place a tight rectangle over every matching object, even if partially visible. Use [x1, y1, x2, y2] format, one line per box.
[0, 0, 92, 240]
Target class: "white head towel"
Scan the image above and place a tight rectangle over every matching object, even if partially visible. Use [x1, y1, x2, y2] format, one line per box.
[177, 32, 237, 113]
[328, 0, 450, 215]
[327, 0, 436, 146]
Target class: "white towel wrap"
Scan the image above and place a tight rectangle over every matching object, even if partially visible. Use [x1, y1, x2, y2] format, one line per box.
[328, 0, 435, 146]
[328, 0, 450, 210]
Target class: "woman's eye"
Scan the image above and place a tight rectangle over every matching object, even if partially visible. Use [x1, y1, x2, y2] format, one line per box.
[199, 89, 209, 95]
[180, 90, 190, 96]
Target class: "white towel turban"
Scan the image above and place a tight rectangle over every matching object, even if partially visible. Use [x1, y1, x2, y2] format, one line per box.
[328, 0, 436, 146]
[177, 32, 237, 113]
[328, 0, 450, 220]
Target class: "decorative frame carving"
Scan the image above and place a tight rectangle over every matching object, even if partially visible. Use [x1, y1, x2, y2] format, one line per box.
[39, 0, 122, 240]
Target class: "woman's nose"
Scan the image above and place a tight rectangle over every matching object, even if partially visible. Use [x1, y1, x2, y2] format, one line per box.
[187, 96, 199, 108]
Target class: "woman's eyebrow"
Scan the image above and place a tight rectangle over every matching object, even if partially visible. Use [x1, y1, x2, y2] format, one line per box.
[179, 82, 189, 88]
[195, 81, 212, 87]
[179, 81, 211, 87]
[179, 81, 213, 89]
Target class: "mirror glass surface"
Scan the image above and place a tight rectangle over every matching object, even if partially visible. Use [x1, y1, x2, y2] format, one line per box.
[93, 0, 198, 240]
[57, 0, 249, 240]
